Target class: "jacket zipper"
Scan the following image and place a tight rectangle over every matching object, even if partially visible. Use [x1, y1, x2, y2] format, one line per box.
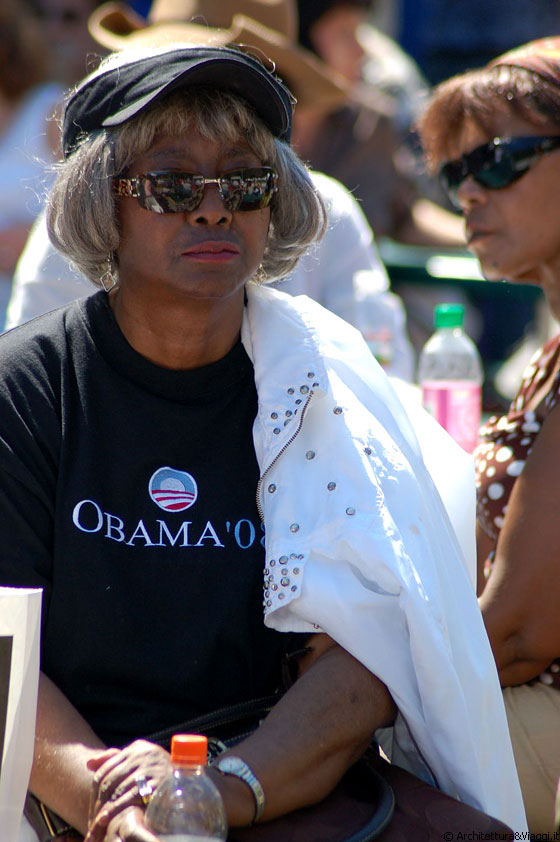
[255, 391, 314, 521]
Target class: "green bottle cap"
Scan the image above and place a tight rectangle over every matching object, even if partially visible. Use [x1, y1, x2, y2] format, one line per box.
[434, 303, 464, 329]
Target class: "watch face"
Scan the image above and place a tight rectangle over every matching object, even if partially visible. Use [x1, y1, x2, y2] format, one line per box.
[215, 755, 265, 822]
[218, 756, 244, 773]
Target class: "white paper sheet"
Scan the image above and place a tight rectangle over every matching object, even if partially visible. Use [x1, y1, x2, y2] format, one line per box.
[0, 588, 42, 842]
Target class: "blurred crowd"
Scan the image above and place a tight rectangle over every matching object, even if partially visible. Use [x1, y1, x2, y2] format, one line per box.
[4, 0, 560, 402]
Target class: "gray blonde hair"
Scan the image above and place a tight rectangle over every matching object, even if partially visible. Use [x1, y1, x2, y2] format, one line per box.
[47, 59, 327, 287]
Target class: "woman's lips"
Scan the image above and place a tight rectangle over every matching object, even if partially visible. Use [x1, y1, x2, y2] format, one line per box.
[182, 241, 240, 261]
[466, 226, 493, 245]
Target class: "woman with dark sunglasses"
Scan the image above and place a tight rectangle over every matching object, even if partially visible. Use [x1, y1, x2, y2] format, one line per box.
[2, 42, 524, 842]
[418, 37, 560, 835]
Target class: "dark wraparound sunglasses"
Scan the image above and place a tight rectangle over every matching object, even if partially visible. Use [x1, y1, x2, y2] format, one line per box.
[439, 135, 560, 208]
[113, 167, 278, 213]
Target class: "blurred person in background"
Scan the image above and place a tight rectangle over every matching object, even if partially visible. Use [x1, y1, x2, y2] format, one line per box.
[29, 0, 103, 87]
[0, 0, 63, 327]
[0, 0, 106, 333]
[297, 0, 429, 149]
[418, 36, 560, 834]
[293, 0, 464, 246]
[293, 0, 479, 381]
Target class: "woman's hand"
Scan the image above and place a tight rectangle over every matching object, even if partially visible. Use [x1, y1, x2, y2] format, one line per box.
[85, 740, 171, 842]
[96, 806, 160, 842]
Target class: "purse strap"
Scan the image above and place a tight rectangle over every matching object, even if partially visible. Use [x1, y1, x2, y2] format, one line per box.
[24, 793, 82, 842]
[145, 692, 283, 751]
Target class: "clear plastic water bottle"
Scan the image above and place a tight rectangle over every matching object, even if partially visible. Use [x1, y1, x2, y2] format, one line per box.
[145, 734, 227, 842]
[418, 303, 483, 453]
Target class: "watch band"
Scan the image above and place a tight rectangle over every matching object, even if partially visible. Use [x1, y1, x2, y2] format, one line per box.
[24, 793, 82, 841]
[213, 755, 266, 823]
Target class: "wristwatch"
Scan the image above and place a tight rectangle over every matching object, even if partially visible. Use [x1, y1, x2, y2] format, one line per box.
[213, 755, 266, 823]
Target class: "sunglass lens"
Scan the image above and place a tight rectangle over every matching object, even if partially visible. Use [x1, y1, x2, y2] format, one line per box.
[220, 170, 275, 212]
[138, 175, 204, 212]
[219, 174, 245, 211]
[439, 161, 464, 206]
[475, 157, 516, 190]
[440, 147, 518, 206]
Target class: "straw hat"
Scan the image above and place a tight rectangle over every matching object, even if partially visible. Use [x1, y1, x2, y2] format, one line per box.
[88, 0, 349, 107]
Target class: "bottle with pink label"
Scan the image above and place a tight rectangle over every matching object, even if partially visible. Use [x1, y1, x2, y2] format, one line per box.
[418, 303, 483, 454]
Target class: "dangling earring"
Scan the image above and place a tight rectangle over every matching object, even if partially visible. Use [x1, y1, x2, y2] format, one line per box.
[100, 254, 117, 292]
[254, 264, 266, 284]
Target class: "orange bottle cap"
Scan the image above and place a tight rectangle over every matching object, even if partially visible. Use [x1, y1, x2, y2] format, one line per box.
[170, 734, 208, 766]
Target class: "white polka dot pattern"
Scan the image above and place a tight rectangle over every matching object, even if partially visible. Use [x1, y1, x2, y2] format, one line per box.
[487, 483, 504, 500]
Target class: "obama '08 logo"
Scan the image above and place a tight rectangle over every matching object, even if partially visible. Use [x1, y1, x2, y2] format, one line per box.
[148, 467, 198, 512]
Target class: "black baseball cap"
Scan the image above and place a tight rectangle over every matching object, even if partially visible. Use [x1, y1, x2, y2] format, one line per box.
[62, 45, 294, 157]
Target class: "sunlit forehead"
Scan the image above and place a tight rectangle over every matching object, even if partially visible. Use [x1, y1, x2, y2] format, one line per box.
[131, 133, 264, 178]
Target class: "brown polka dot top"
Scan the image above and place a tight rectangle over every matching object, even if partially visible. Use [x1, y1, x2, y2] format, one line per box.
[475, 334, 560, 689]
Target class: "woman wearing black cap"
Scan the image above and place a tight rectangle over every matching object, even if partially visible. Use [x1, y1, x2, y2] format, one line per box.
[3, 41, 524, 842]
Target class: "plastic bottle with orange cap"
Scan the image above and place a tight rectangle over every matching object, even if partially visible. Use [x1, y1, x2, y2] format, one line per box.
[145, 734, 228, 841]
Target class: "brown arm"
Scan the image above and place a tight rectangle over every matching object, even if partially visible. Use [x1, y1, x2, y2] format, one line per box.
[29, 672, 107, 835]
[213, 633, 396, 825]
[479, 402, 560, 686]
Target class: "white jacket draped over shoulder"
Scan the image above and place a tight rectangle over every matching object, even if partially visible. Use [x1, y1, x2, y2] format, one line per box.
[241, 281, 526, 833]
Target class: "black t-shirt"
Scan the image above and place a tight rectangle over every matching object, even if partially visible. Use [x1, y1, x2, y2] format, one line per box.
[0, 292, 297, 746]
